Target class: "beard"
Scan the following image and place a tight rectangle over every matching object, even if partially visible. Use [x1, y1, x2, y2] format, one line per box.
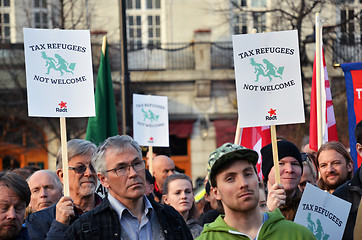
[325, 176, 346, 191]
[0, 220, 22, 239]
[78, 178, 96, 197]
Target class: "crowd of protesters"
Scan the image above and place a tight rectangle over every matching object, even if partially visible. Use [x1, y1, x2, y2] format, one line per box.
[1, 121, 362, 239]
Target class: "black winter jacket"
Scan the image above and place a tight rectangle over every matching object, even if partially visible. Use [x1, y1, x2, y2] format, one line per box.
[333, 166, 362, 240]
[64, 197, 193, 240]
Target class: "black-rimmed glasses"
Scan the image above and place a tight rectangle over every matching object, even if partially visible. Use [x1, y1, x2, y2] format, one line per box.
[301, 152, 310, 162]
[69, 164, 95, 174]
[106, 160, 145, 176]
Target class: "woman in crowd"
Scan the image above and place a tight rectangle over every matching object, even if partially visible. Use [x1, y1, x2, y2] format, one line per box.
[162, 174, 203, 239]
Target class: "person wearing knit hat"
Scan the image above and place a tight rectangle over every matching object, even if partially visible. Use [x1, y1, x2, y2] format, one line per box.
[261, 140, 303, 221]
[197, 143, 316, 240]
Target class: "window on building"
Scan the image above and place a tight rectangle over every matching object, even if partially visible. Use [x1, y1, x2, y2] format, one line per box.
[251, 0, 266, 7]
[233, 14, 248, 34]
[33, 0, 48, 28]
[0, 0, 10, 43]
[126, 0, 162, 50]
[128, 15, 142, 50]
[0, 0, 10, 7]
[126, 0, 141, 9]
[253, 12, 266, 33]
[146, 0, 160, 9]
[340, 9, 356, 45]
[233, 0, 247, 7]
[147, 15, 160, 47]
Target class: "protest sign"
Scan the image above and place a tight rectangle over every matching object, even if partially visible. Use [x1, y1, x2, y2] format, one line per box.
[133, 94, 169, 147]
[294, 183, 351, 240]
[232, 30, 305, 128]
[23, 28, 95, 117]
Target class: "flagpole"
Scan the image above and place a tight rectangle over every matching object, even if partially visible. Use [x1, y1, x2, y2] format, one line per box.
[234, 119, 241, 145]
[102, 36, 107, 55]
[316, 13, 323, 150]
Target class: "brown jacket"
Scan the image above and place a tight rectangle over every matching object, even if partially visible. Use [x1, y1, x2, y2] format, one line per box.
[280, 188, 302, 221]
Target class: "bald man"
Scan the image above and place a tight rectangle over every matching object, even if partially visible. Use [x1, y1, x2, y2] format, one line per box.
[152, 155, 175, 202]
[27, 170, 63, 213]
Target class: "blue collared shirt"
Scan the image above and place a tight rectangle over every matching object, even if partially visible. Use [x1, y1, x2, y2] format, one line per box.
[108, 193, 154, 240]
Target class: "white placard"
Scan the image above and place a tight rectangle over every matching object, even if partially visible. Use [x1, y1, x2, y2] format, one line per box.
[24, 28, 95, 117]
[133, 94, 169, 146]
[233, 30, 305, 128]
[294, 183, 351, 240]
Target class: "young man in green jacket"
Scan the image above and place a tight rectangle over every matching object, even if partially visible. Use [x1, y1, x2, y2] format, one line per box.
[196, 143, 316, 240]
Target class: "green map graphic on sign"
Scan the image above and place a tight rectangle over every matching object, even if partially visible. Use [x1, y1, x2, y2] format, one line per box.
[307, 213, 330, 240]
[142, 108, 159, 122]
[250, 58, 284, 82]
[41, 51, 76, 76]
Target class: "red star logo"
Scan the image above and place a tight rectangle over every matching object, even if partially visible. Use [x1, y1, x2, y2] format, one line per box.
[150, 137, 153, 141]
[268, 108, 276, 117]
[58, 101, 67, 109]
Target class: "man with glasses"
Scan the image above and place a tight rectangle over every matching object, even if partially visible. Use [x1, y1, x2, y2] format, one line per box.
[65, 135, 192, 239]
[299, 153, 317, 192]
[25, 139, 101, 240]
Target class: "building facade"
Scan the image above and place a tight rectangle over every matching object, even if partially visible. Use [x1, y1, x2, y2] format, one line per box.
[1, 0, 361, 183]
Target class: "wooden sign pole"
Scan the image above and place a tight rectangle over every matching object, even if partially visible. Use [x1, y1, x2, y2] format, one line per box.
[270, 125, 281, 184]
[60, 117, 69, 196]
[148, 146, 153, 175]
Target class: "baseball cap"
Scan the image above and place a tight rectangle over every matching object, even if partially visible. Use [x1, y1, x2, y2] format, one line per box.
[208, 143, 259, 185]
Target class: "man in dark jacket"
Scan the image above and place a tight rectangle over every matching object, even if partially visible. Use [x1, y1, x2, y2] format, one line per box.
[25, 139, 101, 240]
[65, 135, 192, 240]
[261, 140, 304, 221]
[0, 172, 31, 240]
[333, 120, 362, 240]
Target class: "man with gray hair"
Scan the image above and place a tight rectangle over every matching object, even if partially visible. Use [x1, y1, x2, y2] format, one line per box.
[65, 135, 192, 239]
[27, 170, 63, 214]
[26, 139, 101, 240]
[0, 171, 31, 240]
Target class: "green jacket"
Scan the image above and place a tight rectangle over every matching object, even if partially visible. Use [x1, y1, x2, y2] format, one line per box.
[196, 209, 316, 240]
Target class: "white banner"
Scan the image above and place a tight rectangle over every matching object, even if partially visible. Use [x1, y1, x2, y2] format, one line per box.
[232, 30, 305, 128]
[133, 94, 169, 146]
[24, 28, 95, 117]
[294, 183, 351, 240]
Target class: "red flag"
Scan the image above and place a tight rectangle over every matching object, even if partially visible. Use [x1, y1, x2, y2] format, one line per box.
[240, 126, 271, 180]
[309, 50, 338, 151]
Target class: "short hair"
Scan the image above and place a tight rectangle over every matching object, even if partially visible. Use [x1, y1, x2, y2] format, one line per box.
[0, 171, 31, 206]
[93, 135, 142, 175]
[163, 173, 193, 195]
[56, 139, 97, 170]
[12, 168, 32, 180]
[302, 156, 317, 180]
[211, 159, 257, 188]
[27, 170, 63, 191]
[355, 120, 362, 145]
[316, 141, 353, 180]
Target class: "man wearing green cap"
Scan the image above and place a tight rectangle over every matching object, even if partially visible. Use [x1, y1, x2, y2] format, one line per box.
[196, 143, 315, 240]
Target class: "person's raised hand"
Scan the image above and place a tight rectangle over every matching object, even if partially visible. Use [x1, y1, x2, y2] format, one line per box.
[266, 183, 286, 212]
[55, 196, 75, 226]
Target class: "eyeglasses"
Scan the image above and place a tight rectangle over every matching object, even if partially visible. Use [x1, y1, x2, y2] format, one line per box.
[106, 160, 145, 176]
[69, 164, 95, 174]
[301, 152, 310, 162]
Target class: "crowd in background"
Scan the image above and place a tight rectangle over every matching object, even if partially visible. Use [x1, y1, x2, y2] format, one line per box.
[1, 121, 362, 239]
